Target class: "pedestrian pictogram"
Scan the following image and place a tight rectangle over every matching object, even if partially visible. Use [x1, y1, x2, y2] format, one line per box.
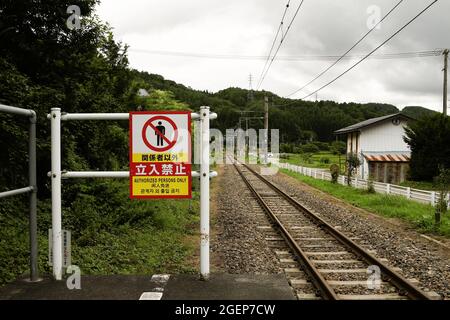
[155, 121, 165, 146]
[141, 115, 179, 152]
[130, 111, 191, 199]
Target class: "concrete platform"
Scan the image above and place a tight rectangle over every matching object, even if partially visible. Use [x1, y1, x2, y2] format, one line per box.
[162, 274, 295, 300]
[0, 274, 296, 300]
[0, 275, 163, 300]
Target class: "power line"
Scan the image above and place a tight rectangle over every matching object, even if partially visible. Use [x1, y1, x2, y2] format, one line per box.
[257, 0, 306, 90]
[129, 48, 441, 61]
[287, 0, 404, 98]
[257, 0, 291, 90]
[299, 0, 439, 101]
[257, 0, 306, 89]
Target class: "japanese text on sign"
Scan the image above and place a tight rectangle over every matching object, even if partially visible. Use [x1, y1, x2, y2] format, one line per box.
[129, 111, 191, 199]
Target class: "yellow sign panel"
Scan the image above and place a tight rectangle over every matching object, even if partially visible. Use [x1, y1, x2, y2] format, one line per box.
[132, 176, 190, 197]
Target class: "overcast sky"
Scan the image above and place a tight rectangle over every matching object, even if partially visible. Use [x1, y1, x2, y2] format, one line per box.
[96, 0, 450, 112]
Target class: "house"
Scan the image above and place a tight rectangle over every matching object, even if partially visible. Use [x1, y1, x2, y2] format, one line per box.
[334, 113, 414, 184]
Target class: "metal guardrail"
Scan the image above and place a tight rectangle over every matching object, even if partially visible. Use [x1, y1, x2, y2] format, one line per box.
[279, 162, 450, 207]
[0, 103, 39, 282]
[47, 108, 218, 280]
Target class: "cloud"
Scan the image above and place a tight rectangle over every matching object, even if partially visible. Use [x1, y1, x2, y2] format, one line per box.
[96, 0, 450, 112]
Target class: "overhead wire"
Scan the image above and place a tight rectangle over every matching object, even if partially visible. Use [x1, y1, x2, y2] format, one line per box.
[256, 0, 291, 90]
[257, 0, 307, 90]
[297, 0, 439, 102]
[286, 0, 405, 98]
[129, 48, 441, 61]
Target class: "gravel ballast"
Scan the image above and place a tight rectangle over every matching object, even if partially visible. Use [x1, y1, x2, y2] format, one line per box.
[211, 165, 282, 274]
[262, 167, 450, 299]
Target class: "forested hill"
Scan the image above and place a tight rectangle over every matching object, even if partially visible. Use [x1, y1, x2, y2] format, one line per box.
[133, 70, 436, 142]
[132, 71, 389, 142]
[401, 106, 438, 119]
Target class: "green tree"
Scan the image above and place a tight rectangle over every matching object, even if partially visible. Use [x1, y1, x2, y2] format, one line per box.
[0, 0, 134, 283]
[404, 114, 450, 181]
[346, 153, 361, 186]
[434, 166, 450, 227]
[330, 164, 340, 184]
[299, 143, 320, 154]
[330, 141, 346, 155]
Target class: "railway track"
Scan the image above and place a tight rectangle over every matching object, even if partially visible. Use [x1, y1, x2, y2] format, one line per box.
[233, 161, 436, 300]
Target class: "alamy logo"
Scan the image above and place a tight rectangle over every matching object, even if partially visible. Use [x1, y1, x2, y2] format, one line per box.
[66, 5, 81, 30]
[366, 5, 382, 30]
[367, 265, 381, 290]
[66, 265, 81, 290]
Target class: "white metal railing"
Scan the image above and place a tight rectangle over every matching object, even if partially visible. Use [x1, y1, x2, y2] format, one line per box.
[279, 162, 450, 207]
[0, 103, 39, 282]
[47, 107, 217, 281]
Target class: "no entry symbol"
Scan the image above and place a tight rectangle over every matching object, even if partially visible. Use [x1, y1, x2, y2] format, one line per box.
[142, 115, 178, 152]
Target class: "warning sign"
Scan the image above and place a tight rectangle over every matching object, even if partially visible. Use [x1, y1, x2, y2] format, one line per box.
[129, 111, 191, 199]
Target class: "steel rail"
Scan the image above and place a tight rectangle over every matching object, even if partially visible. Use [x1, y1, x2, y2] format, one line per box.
[241, 162, 432, 300]
[233, 162, 338, 300]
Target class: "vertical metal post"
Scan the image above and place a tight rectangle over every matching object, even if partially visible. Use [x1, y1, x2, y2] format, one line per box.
[50, 108, 63, 280]
[443, 49, 448, 116]
[200, 106, 210, 280]
[28, 111, 39, 281]
[264, 96, 269, 164]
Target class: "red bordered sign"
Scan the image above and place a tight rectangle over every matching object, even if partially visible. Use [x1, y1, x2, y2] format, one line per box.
[129, 111, 192, 199]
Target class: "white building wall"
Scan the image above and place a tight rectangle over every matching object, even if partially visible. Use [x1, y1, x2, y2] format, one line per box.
[357, 118, 410, 180]
[359, 119, 410, 152]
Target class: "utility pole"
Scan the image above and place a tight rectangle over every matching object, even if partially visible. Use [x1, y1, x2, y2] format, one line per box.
[248, 74, 254, 102]
[264, 96, 269, 164]
[443, 49, 449, 116]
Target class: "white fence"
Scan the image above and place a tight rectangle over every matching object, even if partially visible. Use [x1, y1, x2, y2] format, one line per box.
[279, 162, 450, 207]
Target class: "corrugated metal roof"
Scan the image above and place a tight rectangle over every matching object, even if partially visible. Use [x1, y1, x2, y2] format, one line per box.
[334, 113, 414, 135]
[363, 153, 410, 162]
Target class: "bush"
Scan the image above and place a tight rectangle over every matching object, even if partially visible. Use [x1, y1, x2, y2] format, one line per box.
[293, 146, 302, 154]
[299, 143, 320, 154]
[367, 176, 375, 193]
[330, 164, 339, 184]
[320, 157, 330, 164]
[346, 153, 361, 186]
[312, 141, 330, 151]
[434, 166, 450, 227]
[300, 153, 313, 164]
[330, 141, 346, 155]
[280, 143, 294, 154]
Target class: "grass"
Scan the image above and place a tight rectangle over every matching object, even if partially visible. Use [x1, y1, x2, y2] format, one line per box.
[283, 152, 439, 192]
[282, 152, 344, 171]
[0, 180, 199, 285]
[281, 169, 450, 237]
[69, 199, 199, 276]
